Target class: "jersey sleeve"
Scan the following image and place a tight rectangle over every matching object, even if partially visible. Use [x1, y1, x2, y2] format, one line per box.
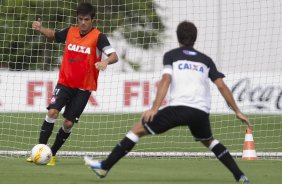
[162, 52, 173, 75]
[208, 59, 225, 81]
[54, 27, 69, 43]
[97, 33, 116, 55]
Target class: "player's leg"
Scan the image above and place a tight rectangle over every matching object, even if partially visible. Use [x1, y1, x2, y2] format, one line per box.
[50, 119, 73, 154]
[84, 106, 180, 178]
[38, 109, 58, 144]
[39, 84, 70, 144]
[85, 122, 147, 178]
[201, 139, 249, 183]
[187, 108, 249, 183]
[26, 84, 67, 163]
[101, 122, 148, 170]
[26, 111, 57, 163]
[50, 88, 91, 161]
[46, 119, 73, 166]
[85, 122, 146, 177]
[103, 106, 179, 170]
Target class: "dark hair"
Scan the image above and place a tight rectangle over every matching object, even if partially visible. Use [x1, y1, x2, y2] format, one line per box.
[76, 2, 96, 19]
[176, 21, 197, 47]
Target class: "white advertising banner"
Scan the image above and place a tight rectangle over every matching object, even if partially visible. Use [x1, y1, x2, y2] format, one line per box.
[0, 71, 281, 114]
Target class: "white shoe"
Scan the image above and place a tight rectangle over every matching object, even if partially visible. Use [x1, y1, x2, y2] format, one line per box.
[84, 156, 108, 178]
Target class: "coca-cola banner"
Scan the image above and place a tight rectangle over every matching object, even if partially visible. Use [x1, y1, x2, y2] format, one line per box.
[231, 78, 282, 112]
[211, 73, 282, 114]
[0, 71, 281, 114]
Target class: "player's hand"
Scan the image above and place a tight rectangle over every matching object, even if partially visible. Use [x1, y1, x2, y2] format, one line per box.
[236, 111, 252, 128]
[32, 18, 42, 31]
[142, 109, 158, 123]
[95, 60, 109, 71]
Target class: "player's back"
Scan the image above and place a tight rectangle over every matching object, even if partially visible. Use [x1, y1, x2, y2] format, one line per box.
[164, 46, 215, 113]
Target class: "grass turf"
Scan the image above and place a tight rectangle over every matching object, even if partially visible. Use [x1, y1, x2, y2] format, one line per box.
[1, 113, 282, 183]
[0, 113, 281, 152]
[0, 158, 281, 184]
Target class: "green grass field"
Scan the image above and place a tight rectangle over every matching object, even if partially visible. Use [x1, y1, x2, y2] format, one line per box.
[1, 113, 281, 152]
[1, 113, 282, 183]
[0, 158, 281, 184]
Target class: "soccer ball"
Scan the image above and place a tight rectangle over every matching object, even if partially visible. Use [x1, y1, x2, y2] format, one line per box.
[31, 144, 52, 165]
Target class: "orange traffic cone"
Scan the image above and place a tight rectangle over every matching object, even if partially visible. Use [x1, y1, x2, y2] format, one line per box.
[242, 128, 257, 160]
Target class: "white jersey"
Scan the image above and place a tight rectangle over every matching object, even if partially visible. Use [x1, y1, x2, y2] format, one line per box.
[162, 47, 225, 113]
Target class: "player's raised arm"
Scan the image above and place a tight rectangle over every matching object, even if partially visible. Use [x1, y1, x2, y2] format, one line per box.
[213, 78, 252, 128]
[32, 18, 55, 41]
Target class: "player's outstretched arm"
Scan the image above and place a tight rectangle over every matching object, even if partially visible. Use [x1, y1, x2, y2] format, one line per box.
[32, 18, 55, 41]
[214, 78, 252, 128]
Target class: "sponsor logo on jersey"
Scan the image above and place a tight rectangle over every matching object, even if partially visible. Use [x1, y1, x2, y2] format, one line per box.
[178, 62, 204, 73]
[67, 44, 91, 54]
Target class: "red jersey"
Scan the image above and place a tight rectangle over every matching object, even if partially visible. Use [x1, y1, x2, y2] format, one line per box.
[58, 26, 102, 91]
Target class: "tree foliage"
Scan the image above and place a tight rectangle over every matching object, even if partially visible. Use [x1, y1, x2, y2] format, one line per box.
[93, 0, 165, 49]
[0, 0, 165, 70]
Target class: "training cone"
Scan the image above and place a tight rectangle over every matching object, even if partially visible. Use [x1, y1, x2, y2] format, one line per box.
[242, 128, 257, 160]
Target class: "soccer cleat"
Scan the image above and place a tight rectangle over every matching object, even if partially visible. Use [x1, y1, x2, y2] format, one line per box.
[26, 157, 33, 162]
[238, 175, 250, 183]
[84, 156, 108, 178]
[47, 156, 56, 166]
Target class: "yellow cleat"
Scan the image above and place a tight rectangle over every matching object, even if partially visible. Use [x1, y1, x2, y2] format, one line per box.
[47, 156, 56, 166]
[26, 157, 33, 162]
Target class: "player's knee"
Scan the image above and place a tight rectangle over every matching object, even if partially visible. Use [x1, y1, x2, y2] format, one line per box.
[201, 138, 215, 148]
[63, 119, 73, 129]
[47, 109, 59, 119]
[131, 122, 147, 137]
[126, 131, 140, 143]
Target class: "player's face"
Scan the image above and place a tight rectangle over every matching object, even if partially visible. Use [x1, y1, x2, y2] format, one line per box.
[77, 15, 94, 34]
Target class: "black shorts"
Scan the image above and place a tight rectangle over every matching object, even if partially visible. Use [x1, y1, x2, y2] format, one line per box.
[48, 84, 91, 123]
[142, 106, 213, 141]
